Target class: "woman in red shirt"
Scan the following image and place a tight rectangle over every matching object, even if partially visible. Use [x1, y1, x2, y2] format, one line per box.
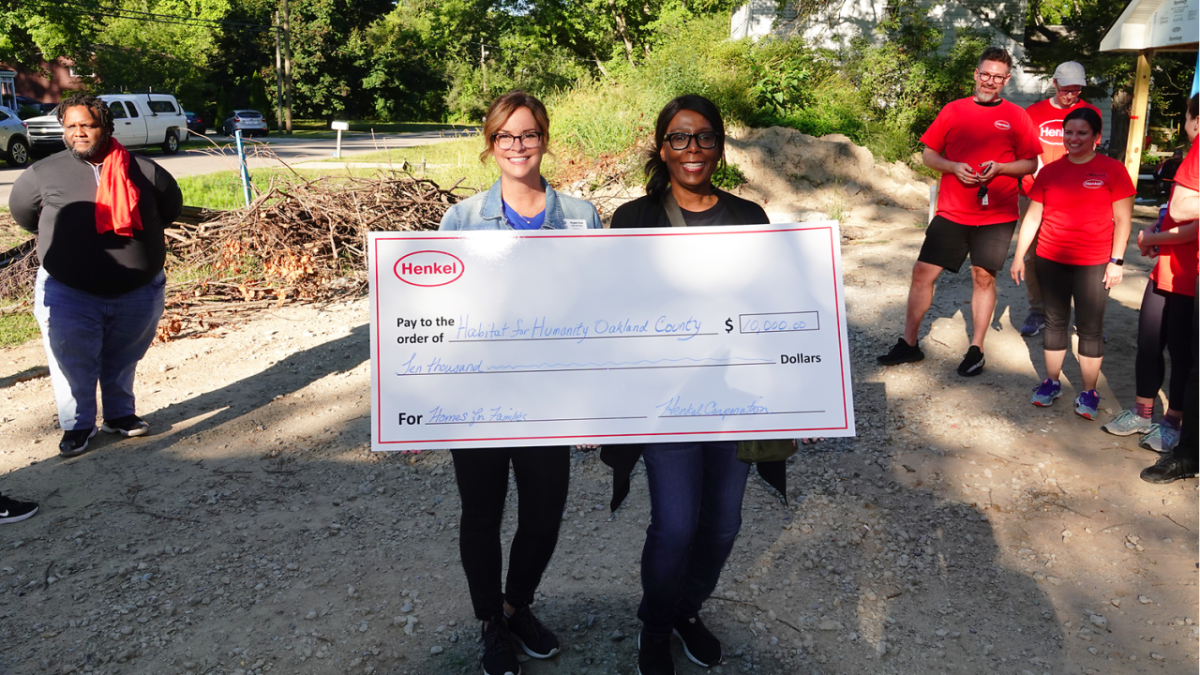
[1103, 94, 1198, 452]
[1011, 107, 1135, 419]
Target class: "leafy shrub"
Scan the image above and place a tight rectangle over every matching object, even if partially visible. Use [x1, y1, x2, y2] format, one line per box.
[711, 161, 747, 190]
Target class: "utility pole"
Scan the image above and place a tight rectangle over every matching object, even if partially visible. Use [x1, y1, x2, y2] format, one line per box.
[273, 11, 284, 133]
[480, 42, 486, 96]
[280, 0, 294, 134]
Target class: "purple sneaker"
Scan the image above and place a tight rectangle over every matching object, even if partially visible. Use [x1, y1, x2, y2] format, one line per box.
[1074, 390, 1101, 420]
[1030, 379, 1062, 407]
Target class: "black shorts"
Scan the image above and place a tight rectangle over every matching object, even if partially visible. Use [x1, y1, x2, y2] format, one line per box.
[917, 216, 1017, 273]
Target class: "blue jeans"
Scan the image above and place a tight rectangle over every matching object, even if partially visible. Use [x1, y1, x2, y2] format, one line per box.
[34, 268, 165, 431]
[638, 441, 750, 635]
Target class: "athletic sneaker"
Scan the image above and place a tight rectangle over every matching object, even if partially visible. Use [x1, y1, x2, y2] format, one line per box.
[1140, 454, 1199, 484]
[480, 618, 521, 675]
[956, 346, 985, 377]
[673, 614, 723, 667]
[101, 414, 150, 437]
[1018, 312, 1045, 337]
[637, 631, 676, 675]
[1139, 423, 1181, 454]
[1101, 410, 1154, 436]
[507, 604, 559, 659]
[59, 427, 98, 457]
[876, 338, 924, 366]
[1030, 379, 1062, 407]
[1074, 390, 1101, 420]
[0, 494, 39, 524]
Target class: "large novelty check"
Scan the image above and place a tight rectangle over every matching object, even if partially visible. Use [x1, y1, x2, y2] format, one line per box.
[369, 223, 855, 451]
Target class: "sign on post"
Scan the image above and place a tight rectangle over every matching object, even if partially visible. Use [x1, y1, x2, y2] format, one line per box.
[331, 120, 349, 158]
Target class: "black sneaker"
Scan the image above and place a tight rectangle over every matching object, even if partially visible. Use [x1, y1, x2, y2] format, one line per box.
[507, 604, 559, 659]
[0, 494, 39, 524]
[481, 618, 521, 675]
[638, 631, 676, 675]
[876, 338, 924, 366]
[673, 614, 723, 667]
[1140, 454, 1199, 484]
[101, 414, 149, 437]
[59, 427, 98, 457]
[956, 346, 985, 377]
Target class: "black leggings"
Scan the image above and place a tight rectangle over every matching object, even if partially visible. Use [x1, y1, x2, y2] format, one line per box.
[1035, 255, 1108, 358]
[451, 446, 570, 621]
[1135, 280, 1195, 408]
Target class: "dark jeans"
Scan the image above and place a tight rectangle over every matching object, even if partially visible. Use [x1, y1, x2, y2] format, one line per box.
[638, 441, 750, 635]
[451, 446, 570, 621]
[1034, 255, 1108, 358]
[1135, 280, 1195, 408]
[1173, 277, 1198, 462]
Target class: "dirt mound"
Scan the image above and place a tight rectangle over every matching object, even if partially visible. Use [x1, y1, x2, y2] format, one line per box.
[724, 127, 933, 233]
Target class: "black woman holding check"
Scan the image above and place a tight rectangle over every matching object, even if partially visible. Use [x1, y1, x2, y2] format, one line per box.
[610, 94, 773, 675]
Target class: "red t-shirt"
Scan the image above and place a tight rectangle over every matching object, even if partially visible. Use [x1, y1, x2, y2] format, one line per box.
[1150, 188, 1199, 296]
[1176, 144, 1200, 273]
[921, 97, 1041, 226]
[1029, 154, 1136, 266]
[1021, 98, 1103, 192]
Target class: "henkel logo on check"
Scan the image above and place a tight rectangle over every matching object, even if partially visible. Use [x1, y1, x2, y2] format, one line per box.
[1038, 120, 1064, 145]
[1083, 179, 1105, 189]
[394, 250, 465, 287]
[994, 120, 1011, 130]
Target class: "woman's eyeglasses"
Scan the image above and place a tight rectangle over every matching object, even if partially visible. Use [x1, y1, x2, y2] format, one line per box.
[492, 131, 543, 150]
[664, 131, 720, 151]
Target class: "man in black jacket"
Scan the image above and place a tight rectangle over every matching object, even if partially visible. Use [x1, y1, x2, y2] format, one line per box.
[10, 94, 182, 457]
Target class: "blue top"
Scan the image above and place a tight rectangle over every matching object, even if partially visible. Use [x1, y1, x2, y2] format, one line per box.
[502, 198, 546, 230]
[438, 177, 603, 231]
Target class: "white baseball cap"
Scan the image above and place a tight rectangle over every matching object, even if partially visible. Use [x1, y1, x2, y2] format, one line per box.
[1052, 62, 1086, 87]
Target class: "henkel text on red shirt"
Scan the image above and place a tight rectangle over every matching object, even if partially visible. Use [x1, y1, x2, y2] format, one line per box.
[1028, 154, 1135, 266]
[921, 98, 1041, 226]
[1021, 98, 1103, 192]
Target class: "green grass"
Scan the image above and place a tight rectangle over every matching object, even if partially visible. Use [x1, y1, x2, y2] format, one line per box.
[319, 136, 520, 192]
[0, 312, 37, 348]
[286, 120, 475, 138]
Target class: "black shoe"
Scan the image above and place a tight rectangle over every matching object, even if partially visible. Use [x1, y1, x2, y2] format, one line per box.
[507, 604, 559, 659]
[1139, 454, 1199, 484]
[673, 614, 723, 667]
[101, 414, 149, 437]
[0, 494, 38, 524]
[876, 338, 924, 366]
[956, 346, 985, 377]
[638, 631, 676, 675]
[59, 427, 98, 457]
[481, 618, 521, 675]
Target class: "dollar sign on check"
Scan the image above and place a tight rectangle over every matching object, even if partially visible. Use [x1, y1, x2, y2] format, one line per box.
[725, 318, 733, 333]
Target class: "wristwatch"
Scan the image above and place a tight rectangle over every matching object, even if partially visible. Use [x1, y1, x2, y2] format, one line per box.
[1109, 257, 1124, 266]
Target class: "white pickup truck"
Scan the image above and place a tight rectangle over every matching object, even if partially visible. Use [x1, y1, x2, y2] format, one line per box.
[26, 93, 189, 156]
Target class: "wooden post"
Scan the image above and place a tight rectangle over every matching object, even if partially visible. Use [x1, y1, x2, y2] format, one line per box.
[281, 0, 294, 134]
[274, 12, 284, 133]
[1123, 50, 1153, 184]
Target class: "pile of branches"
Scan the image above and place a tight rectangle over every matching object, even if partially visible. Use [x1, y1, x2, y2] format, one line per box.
[159, 171, 473, 340]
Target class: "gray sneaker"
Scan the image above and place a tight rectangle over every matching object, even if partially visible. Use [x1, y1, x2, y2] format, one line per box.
[1139, 423, 1181, 454]
[1030, 379, 1062, 407]
[1101, 410, 1153, 437]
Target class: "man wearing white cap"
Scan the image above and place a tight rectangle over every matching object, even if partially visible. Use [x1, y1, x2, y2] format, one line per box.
[1017, 61, 1103, 337]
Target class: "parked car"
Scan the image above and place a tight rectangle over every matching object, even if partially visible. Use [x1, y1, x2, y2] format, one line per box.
[25, 92, 188, 156]
[184, 111, 206, 137]
[0, 105, 30, 167]
[222, 109, 268, 137]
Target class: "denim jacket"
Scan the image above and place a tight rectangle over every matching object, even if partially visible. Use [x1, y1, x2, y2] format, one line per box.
[438, 177, 602, 231]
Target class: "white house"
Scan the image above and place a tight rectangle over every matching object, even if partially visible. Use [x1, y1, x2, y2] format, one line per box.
[731, 0, 1114, 138]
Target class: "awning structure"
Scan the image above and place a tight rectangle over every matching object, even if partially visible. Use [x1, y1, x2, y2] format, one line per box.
[1100, 0, 1199, 181]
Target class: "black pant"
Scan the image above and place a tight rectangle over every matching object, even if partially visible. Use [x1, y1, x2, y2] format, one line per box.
[1172, 278, 1198, 462]
[1135, 280, 1195, 408]
[1034, 255, 1108, 358]
[451, 446, 570, 621]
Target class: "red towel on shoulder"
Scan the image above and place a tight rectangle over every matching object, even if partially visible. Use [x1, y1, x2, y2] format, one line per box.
[95, 139, 142, 237]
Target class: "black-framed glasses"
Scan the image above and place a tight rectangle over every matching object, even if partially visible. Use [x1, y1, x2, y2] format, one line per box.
[492, 131, 543, 150]
[664, 131, 720, 151]
[976, 71, 1009, 83]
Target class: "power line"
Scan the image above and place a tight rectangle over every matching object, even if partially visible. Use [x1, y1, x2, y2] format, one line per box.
[19, 0, 274, 33]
